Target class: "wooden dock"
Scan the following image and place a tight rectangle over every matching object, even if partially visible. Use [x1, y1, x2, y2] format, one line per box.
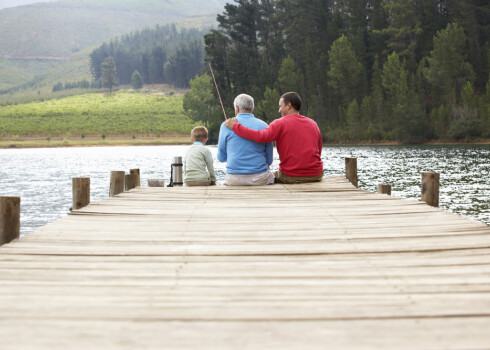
[1, 176, 489, 349]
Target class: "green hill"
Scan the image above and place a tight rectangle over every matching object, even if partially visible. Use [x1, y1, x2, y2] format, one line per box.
[0, 0, 226, 92]
[0, 59, 36, 90]
[0, 47, 92, 94]
[0, 17, 213, 103]
[0, 0, 226, 57]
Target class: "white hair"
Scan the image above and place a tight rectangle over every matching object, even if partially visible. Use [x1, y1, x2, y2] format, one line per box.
[233, 93, 254, 113]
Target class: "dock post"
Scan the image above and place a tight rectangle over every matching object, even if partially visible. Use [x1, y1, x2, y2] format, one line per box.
[378, 184, 391, 195]
[148, 179, 165, 187]
[130, 169, 140, 187]
[72, 177, 90, 210]
[109, 171, 125, 197]
[345, 157, 358, 188]
[421, 172, 440, 207]
[125, 174, 138, 191]
[0, 196, 20, 246]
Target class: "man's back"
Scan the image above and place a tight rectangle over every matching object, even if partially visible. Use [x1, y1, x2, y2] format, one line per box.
[231, 114, 323, 177]
[269, 114, 323, 177]
[217, 113, 273, 174]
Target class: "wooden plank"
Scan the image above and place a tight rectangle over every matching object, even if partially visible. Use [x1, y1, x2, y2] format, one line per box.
[1, 318, 489, 350]
[0, 176, 489, 349]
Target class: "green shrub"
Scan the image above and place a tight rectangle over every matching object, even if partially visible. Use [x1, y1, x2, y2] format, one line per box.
[448, 106, 482, 140]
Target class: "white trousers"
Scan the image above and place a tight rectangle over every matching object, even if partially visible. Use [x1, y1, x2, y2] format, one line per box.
[224, 170, 275, 186]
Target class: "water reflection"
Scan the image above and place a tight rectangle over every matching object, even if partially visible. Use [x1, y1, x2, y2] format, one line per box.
[0, 144, 488, 236]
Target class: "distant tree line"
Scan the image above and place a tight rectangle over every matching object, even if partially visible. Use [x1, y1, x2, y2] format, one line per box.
[52, 80, 93, 92]
[198, 0, 490, 143]
[89, 24, 207, 89]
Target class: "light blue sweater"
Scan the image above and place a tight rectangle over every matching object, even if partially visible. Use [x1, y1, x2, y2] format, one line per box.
[217, 113, 273, 174]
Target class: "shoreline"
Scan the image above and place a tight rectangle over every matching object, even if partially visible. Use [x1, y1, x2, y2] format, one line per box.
[1, 136, 489, 149]
[0, 135, 190, 149]
[322, 140, 490, 146]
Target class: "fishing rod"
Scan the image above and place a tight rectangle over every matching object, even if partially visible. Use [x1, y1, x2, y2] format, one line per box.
[208, 63, 227, 120]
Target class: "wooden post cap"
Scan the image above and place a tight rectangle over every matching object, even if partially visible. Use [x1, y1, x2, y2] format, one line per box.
[421, 172, 440, 207]
[0, 196, 20, 246]
[378, 184, 391, 195]
[130, 169, 140, 187]
[110, 171, 125, 197]
[125, 173, 138, 191]
[72, 178, 90, 210]
[345, 157, 358, 188]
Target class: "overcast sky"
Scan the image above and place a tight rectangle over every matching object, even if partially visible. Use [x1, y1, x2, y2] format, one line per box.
[0, 0, 57, 10]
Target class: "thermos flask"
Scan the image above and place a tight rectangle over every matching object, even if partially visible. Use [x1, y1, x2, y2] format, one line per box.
[168, 156, 183, 187]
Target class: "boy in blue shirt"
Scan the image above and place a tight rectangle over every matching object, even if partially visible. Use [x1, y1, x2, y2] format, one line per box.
[217, 94, 274, 186]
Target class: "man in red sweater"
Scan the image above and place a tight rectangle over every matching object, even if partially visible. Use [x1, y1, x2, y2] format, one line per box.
[224, 92, 323, 184]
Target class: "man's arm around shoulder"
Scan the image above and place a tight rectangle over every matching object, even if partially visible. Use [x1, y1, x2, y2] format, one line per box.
[224, 117, 279, 143]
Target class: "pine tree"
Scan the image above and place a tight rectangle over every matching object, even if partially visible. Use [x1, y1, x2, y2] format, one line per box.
[382, 0, 419, 59]
[131, 70, 143, 89]
[255, 86, 281, 123]
[382, 52, 407, 107]
[277, 56, 304, 96]
[256, 0, 285, 86]
[89, 42, 112, 81]
[114, 46, 133, 85]
[101, 57, 117, 93]
[149, 46, 166, 84]
[422, 23, 475, 106]
[447, 1, 490, 91]
[346, 99, 361, 140]
[327, 35, 363, 108]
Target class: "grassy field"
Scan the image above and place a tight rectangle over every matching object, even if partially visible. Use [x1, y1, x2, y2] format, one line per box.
[0, 91, 199, 146]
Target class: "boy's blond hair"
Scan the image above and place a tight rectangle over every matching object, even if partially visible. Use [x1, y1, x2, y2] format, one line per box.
[191, 126, 208, 142]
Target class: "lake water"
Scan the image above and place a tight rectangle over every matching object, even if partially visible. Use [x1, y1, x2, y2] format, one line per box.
[0, 145, 488, 236]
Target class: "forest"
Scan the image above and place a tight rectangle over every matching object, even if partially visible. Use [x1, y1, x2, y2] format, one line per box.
[188, 0, 490, 143]
[89, 24, 207, 89]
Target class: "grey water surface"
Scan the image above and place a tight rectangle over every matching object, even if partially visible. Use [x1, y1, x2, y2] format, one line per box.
[0, 144, 488, 237]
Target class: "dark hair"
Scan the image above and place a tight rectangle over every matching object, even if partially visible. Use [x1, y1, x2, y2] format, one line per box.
[281, 92, 302, 111]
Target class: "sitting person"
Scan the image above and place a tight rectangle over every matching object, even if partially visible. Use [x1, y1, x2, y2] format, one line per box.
[224, 92, 323, 184]
[183, 126, 216, 186]
[217, 93, 274, 186]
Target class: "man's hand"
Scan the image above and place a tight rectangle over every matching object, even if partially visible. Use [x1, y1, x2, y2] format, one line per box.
[224, 117, 237, 130]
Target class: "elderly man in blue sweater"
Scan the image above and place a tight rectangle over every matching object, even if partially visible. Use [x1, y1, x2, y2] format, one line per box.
[217, 93, 274, 186]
